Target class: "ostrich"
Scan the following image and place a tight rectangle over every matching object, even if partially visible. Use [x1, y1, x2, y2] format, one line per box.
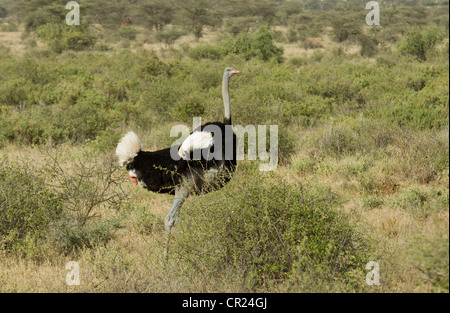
[116, 67, 240, 254]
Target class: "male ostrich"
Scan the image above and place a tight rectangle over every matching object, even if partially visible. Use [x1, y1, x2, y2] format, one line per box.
[116, 67, 240, 254]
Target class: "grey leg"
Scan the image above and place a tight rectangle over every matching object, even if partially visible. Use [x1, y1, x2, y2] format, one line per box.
[164, 186, 190, 259]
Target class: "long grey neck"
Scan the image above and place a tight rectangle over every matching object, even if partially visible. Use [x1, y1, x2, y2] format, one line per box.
[222, 75, 231, 125]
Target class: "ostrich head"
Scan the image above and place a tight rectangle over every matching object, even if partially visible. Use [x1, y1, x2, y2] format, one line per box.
[224, 67, 241, 78]
[116, 131, 143, 186]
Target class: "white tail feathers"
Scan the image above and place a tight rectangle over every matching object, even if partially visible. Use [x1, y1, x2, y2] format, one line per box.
[116, 131, 143, 166]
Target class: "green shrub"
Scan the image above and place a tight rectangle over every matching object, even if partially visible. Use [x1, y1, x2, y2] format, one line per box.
[51, 217, 122, 255]
[330, 14, 362, 43]
[222, 26, 284, 62]
[0, 158, 62, 257]
[413, 237, 449, 293]
[224, 16, 259, 36]
[154, 28, 185, 49]
[115, 26, 139, 41]
[188, 45, 222, 60]
[24, 3, 65, 32]
[393, 187, 449, 219]
[41, 151, 128, 254]
[37, 23, 95, 53]
[64, 27, 96, 51]
[0, 151, 128, 257]
[172, 166, 369, 291]
[0, 7, 7, 18]
[189, 26, 283, 63]
[176, 98, 205, 121]
[362, 195, 384, 209]
[357, 34, 378, 58]
[398, 27, 443, 61]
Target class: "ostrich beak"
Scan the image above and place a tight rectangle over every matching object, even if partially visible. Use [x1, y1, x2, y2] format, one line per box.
[230, 69, 241, 74]
[130, 175, 138, 186]
[129, 170, 139, 186]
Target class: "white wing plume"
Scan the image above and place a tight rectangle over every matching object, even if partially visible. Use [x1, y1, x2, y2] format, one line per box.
[178, 131, 214, 160]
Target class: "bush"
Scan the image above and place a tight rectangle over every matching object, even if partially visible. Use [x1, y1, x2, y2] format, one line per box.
[189, 26, 283, 63]
[41, 151, 128, 254]
[413, 237, 449, 292]
[172, 166, 369, 291]
[330, 14, 362, 43]
[224, 16, 259, 36]
[155, 28, 185, 49]
[357, 34, 378, 58]
[37, 23, 95, 53]
[398, 27, 443, 61]
[0, 151, 128, 257]
[188, 45, 222, 60]
[0, 7, 7, 18]
[24, 3, 65, 32]
[0, 158, 62, 257]
[393, 187, 449, 219]
[115, 26, 139, 41]
[221, 26, 284, 63]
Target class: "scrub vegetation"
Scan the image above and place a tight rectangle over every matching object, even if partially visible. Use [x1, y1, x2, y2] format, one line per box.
[0, 0, 448, 292]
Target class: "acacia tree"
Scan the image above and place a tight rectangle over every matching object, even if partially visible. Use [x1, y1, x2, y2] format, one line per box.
[140, 0, 175, 31]
[174, 0, 220, 41]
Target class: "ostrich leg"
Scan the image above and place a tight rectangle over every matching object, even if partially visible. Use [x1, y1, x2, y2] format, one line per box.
[164, 185, 190, 258]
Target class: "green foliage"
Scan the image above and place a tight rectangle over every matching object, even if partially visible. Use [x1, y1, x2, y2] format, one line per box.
[357, 34, 379, 58]
[330, 13, 362, 43]
[224, 16, 259, 36]
[0, 158, 62, 257]
[0, 7, 7, 18]
[115, 26, 140, 41]
[155, 28, 185, 49]
[23, 3, 65, 32]
[392, 187, 449, 219]
[413, 237, 449, 293]
[140, 0, 175, 31]
[176, 97, 206, 121]
[221, 26, 284, 62]
[37, 23, 95, 53]
[188, 45, 223, 60]
[188, 26, 283, 63]
[51, 218, 122, 255]
[175, 0, 220, 40]
[398, 27, 444, 61]
[362, 195, 384, 209]
[0, 151, 128, 258]
[173, 167, 369, 291]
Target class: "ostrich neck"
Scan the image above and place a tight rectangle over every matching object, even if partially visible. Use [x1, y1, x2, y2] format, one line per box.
[222, 75, 231, 125]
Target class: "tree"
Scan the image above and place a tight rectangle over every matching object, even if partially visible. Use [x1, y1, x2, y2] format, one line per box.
[140, 0, 175, 31]
[155, 27, 185, 49]
[398, 27, 443, 61]
[175, 0, 220, 41]
[330, 13, 362, 43]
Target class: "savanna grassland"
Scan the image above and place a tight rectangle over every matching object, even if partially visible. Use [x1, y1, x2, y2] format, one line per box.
[0, 0, 448, 293]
